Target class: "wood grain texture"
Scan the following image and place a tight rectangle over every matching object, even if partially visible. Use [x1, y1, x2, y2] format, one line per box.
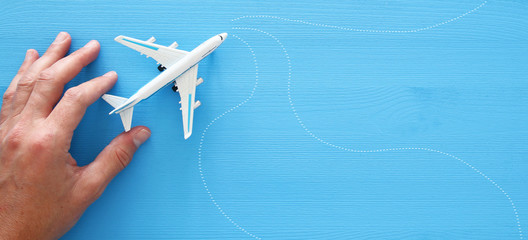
[0, 0, 527, 239]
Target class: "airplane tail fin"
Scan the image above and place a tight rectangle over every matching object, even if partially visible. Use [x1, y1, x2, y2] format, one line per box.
[102, 94, 134, 132]
[118, 107, 134, 132]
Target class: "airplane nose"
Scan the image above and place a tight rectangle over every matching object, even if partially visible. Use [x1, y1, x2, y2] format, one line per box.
[219, 33, 228, 40]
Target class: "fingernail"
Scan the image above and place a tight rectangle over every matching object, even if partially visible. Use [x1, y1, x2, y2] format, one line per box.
[54, 32, 68, 43]
[25, 49, 33, 59]
[84, 40, 98, 48]
[133, 128, 151, 147]
[103, 71, 116, 77]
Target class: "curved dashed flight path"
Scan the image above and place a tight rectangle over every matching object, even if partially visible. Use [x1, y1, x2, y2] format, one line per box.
[197, 34, 262, 239]
[234, 26, 522, 239]
[232, 1, 487, 33]
[198, 1, 523, 239]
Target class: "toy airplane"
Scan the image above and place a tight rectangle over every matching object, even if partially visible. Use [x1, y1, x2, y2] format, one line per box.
[102, 33, 227, 139]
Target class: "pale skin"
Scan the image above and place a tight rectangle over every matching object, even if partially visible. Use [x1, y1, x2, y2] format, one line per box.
[0, 32, 151, 239]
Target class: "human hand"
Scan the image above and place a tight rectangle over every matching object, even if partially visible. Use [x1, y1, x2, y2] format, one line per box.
[0, 32, 151, 239]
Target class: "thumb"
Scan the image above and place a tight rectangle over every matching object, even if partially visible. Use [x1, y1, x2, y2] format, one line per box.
[79, 126, 150, 200]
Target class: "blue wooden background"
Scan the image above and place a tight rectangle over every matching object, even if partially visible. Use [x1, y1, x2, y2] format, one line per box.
[0, 0, 527, 239]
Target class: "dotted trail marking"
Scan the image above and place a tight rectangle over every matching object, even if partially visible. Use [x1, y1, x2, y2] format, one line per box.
[197, 34, 261, 239]
[199, 2, 523, 239]
[235, 27, 523, 239]
[232, 1, 487, 33]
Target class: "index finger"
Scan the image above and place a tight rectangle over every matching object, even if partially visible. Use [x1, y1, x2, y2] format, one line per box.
[47, 71, 117, 141]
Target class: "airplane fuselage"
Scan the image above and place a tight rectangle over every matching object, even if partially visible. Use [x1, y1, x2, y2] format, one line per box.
[110, 33, 226, 114]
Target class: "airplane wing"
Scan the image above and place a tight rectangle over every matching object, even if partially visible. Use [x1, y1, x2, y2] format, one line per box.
[175, 65, 200, 139]
[115, 35, 188, 68]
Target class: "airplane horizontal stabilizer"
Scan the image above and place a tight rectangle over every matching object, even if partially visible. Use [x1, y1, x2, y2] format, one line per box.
[102, 94, 127, 108]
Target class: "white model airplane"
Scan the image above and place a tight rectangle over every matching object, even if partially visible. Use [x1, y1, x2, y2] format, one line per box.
[102, 33, 227, 139]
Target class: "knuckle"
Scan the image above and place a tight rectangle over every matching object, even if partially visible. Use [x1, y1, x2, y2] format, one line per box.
[16, 75, 36, 90]
[29, 131, 55, 152]
[4, 126, 25, 149]
[72, 49, 89, 63]
[37, 69, 55, 83]
[2, 89, 15, 102]
[113, 146, 132, 170]
[63, 87, 85, 104]
[49, 40, 67, 50]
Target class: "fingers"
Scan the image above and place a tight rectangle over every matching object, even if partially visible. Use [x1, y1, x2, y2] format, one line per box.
[10, 32, 71, 119]
[47, 71, 118, 140]
[0, 49, 39, 125]
[76, 126, 150, 202]
[26, 40, 100, 118]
